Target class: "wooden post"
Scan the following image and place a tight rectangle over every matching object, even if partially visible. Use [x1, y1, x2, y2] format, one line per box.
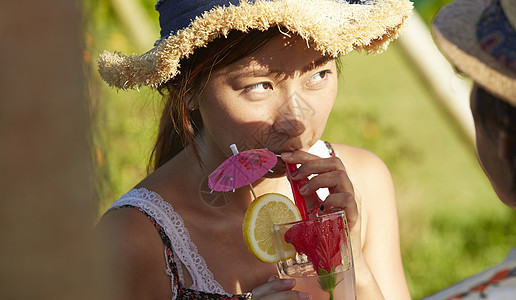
[397, 12, 475, 146]
[0, 0, 104, 298]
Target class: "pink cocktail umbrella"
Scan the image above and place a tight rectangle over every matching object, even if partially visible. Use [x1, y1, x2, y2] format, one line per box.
[208, 144, 277, 198]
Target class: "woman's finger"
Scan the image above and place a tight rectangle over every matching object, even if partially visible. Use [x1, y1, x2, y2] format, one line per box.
[289, 156, 345, 180]
[298, 170, 354, 196]
[281, 150, 353, 193]
[251, 277, 311, 300]
[321, 192, 358, 226]
[253, 291, 312, 300]
[280, 150, 320, 164]
[251, 277, 295, 297]
[282, 151, 352, 192]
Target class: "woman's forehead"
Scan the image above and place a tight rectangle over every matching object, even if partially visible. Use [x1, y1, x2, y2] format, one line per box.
[218, 35, 335, 78]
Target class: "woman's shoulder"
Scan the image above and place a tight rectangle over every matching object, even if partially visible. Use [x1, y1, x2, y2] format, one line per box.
[97, 197, 164, 252]
[100, 187, 184, 240]
[330, 143, 390, 178]
[329, 143, 395, 219]
[97, 188, 171, 255]
[96, 196, 173, 298]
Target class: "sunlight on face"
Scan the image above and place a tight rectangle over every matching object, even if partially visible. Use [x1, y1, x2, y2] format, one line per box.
[198, 34, 338, 165]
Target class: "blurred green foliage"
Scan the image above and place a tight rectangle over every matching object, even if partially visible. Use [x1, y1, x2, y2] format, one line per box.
[412, 0, 454, 25]
[83, 1, 516, 299]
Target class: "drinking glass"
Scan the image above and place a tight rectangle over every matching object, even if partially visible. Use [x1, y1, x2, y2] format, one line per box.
[272, 210, 356, 300]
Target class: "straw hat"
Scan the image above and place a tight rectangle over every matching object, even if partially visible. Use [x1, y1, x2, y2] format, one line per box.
[433, 0, 516, 105]
[98, 0, 413, 90]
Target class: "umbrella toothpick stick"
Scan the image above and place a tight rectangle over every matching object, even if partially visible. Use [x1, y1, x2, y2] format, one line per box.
[230, 144, 258, 200]
[249, 184, 257, 200]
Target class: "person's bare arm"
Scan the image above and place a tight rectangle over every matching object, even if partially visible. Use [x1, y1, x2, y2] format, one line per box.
[96, 208, 173, 300]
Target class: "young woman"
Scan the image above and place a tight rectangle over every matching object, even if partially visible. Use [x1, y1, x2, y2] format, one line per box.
[97, 0, 413, 299]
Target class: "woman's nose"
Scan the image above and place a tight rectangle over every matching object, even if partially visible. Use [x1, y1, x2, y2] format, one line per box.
[272, 93, 312, 137]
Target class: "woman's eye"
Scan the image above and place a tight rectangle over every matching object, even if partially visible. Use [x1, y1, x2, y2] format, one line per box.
[245, 82, 273, 92]
[307, 70, 331, 86]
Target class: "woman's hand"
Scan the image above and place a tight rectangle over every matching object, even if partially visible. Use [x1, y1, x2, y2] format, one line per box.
[280, 150, 362, 265]
[251, 276, 311, 299]
[282, 149, 392, 299]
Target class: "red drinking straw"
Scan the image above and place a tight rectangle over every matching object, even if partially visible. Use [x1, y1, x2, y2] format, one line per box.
[285, 162, 309, 220]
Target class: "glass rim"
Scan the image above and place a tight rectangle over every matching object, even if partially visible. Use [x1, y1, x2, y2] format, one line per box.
[273, 209, 346, 229]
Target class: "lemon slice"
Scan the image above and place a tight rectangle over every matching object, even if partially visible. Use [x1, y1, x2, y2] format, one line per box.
[242, 193, 302, 263]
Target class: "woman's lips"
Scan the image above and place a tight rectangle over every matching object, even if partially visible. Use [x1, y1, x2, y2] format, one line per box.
[271, 147, 301, 156]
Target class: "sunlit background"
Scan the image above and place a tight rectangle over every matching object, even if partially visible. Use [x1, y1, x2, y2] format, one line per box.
[83, 0, 516, 298]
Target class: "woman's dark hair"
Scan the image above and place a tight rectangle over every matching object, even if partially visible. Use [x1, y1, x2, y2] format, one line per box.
[472, 85, 516, 138]
[471, 84, 516, 185]
[149, 28, 286, 172]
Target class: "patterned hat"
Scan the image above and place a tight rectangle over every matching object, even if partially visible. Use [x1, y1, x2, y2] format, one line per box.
[433, 0, 516, 104]
[98, 0, 413, 90]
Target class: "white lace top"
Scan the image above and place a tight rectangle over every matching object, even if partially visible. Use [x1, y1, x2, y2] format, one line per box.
[106, 140, 334, 299]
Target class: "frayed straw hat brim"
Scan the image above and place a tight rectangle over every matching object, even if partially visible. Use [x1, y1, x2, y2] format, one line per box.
[432, 0, 516, 104]
[98, 0, 413, 90]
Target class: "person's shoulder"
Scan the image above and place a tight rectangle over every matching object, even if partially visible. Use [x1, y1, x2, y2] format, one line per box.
[329, 143, 390, 177]
[96, 206, 172, 298]
[328, 142, 394, 209]
[97, 206, 174, 298]
[97, 206, 164, 255]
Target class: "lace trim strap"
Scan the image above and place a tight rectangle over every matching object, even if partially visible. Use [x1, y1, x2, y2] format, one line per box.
[107, 188, 231, 296]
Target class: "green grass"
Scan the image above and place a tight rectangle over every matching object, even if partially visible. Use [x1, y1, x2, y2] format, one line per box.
[86, 2, 516, 298]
